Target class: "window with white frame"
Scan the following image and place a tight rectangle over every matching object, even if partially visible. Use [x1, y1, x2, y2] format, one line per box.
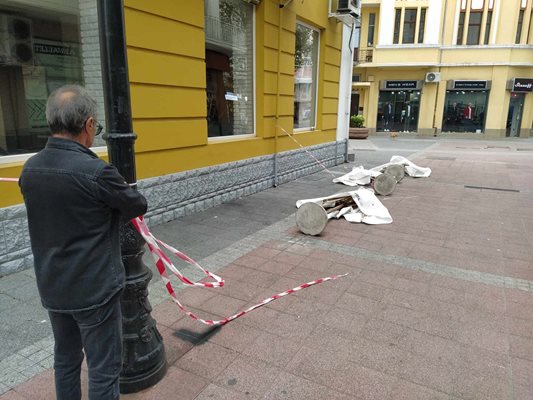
[393, 7, 427, 44]
[294, 23, 319, 130]
[204, 0, 254, 137]
[456, 0, 494, 45]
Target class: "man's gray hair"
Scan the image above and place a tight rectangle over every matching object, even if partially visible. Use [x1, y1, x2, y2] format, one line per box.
[46, 85, 97, 136]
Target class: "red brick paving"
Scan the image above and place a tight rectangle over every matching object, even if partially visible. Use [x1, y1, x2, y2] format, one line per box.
[2, 140, 533, 399]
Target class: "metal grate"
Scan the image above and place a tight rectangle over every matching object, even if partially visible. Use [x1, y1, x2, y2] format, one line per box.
[425, 156, 456, 160]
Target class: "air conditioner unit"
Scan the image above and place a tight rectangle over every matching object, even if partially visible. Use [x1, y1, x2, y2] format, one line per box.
[425, 72, 441, 83]
[336, 0, 360, 18]
[0, 15, 34, 66]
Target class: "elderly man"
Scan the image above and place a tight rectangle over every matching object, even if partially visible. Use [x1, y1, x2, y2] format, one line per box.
[19, 85, 147, 400]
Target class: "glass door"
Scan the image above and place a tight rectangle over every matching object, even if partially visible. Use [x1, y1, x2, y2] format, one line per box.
[506, 93, 525, 137]
[377, 90, 421, 132]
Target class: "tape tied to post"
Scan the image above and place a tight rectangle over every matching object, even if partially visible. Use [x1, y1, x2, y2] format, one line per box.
[2, 177, 347, 326]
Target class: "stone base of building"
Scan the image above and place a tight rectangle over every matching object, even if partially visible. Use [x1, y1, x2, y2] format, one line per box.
[0, 140, 347, 276]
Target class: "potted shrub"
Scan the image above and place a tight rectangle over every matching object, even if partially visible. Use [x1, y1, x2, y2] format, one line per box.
[349, 114, 369, 139]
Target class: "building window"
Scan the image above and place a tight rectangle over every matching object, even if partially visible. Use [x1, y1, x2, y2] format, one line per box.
[516, 9, 524, 43]
[367, 13, 375, 46]
[393, 9, 401, 44]
[205, 0, 254, 138]
[402, 9, 417, 44]
[0, 5, 87, 156]
[294, 23, 319, 130]
[457, 12, 465, 44]
[484, 11, 492, 44]
[467, 11, 482, 44]
[515, 0, 532, 44]
[456, 0, 494, 45]
[418, 8, 426, 43]
[393, 7, 427, 44]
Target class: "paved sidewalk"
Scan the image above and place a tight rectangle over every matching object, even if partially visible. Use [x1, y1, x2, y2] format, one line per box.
[1, 136, 533, 399]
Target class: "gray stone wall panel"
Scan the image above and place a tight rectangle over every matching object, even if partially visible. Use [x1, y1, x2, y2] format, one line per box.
[0, 141, 346, 275]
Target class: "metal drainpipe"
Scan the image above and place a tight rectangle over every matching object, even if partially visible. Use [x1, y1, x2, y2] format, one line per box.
[432, 0, 448, 136]
[97, 0, 166, 393]
[274, 2, 285, 187]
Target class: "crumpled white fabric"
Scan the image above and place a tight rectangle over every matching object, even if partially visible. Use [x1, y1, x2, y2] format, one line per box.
[371, 155, 431, 178]
[332, 165, 381, 186]
[333, 156, 431, 187]
[296, 188, 392, 225]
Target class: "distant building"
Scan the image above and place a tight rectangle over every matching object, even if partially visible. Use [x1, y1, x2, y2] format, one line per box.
[353, 0, 533, 137]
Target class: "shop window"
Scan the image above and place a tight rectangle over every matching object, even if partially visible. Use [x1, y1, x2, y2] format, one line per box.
[442, 90, 489, 133]
[456, 0, 494, 45]
[0, 5, 86, 156]
[377, 89, 421, 133]
[393, 7, 427, 44]
[294, 23, 319, 130]
[205, 0, 254, 138]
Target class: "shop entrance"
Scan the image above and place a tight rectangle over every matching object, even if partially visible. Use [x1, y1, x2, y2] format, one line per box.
[377, 90, 421, 132]
[507, 93, 525, 137]
[442, 90, 489, 133]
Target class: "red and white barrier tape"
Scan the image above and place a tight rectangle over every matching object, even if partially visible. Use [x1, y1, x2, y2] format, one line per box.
[3, 177, 347, 325]
[132, 215, 346, 325]
[275, 125, 338, 180]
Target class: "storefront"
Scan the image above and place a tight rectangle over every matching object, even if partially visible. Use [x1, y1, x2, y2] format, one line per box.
[442, 80, 490, 133]
[506, 77, 532, 137]
[376, 80, 422, 132]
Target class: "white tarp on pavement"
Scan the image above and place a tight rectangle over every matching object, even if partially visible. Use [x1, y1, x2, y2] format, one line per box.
[296, 188, 393, 225]
[333, 156, 431, 187]
[371, 155, 431, 178]
[332, 165, 381, 186]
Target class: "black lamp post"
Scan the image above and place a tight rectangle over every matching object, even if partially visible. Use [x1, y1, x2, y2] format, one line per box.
[96, 0, 166, 393]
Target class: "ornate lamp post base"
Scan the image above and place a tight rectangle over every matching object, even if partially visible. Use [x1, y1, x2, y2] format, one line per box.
[120, 254, 166, 393]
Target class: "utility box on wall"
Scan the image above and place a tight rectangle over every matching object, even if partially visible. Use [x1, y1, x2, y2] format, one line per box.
[330, 0, 361, 24]
[0, 15, 34, 65]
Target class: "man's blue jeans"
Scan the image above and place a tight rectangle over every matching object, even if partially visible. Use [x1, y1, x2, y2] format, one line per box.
[48, 295, 122, 400]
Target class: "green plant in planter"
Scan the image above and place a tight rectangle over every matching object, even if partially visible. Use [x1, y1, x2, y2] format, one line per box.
[350, 114, 365, 128]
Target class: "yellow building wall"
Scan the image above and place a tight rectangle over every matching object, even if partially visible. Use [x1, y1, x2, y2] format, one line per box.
[125, 0, 343, 181]
[0, 0, 343, 209]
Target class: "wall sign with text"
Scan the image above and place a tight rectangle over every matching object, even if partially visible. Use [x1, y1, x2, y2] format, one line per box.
[380, 80, 422, 91]
[507, 78, 533, 93]
[447, 80, 491, 91]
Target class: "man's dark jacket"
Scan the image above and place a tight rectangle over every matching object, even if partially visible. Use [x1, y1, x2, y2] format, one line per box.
[20, 137, 148, 312]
